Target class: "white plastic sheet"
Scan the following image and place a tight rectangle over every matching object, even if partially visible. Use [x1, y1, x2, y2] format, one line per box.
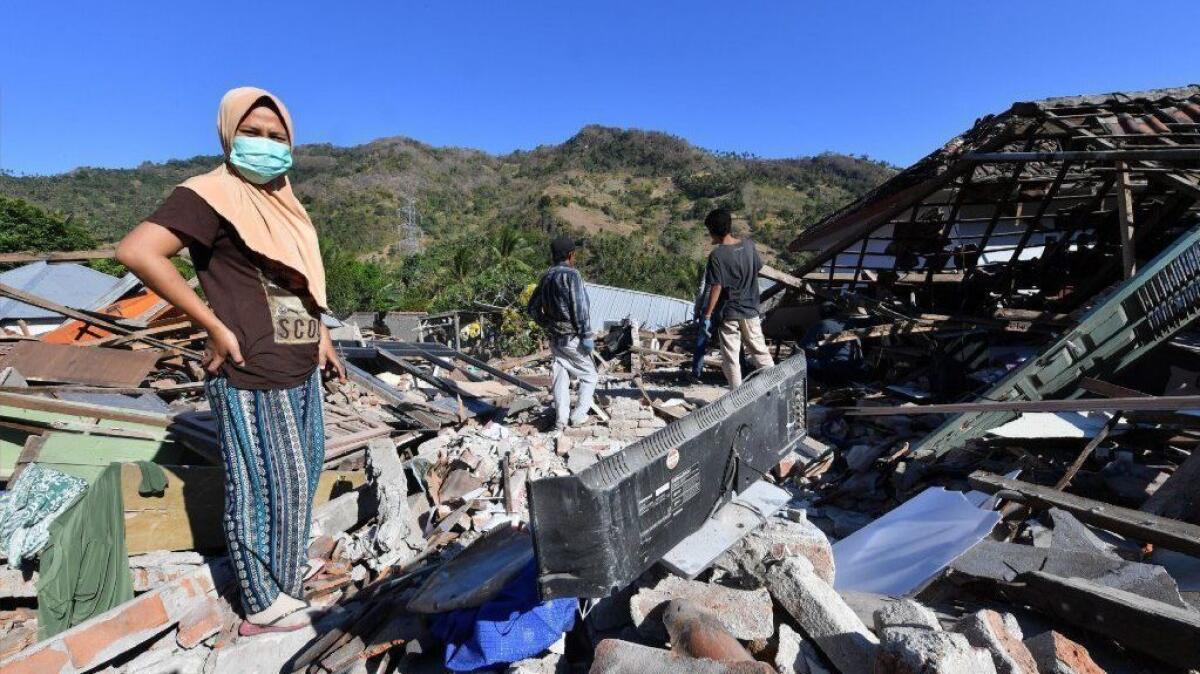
[832, 487, 1001, 596]
[988, 411, 1119, 439]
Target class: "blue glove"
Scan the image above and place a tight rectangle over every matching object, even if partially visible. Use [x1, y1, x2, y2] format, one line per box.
[702, 318, 713, 337]
[580, 337, 595, 353]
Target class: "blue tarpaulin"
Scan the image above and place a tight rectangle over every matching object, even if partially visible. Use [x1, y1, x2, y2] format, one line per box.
[431, 560, 577, 672]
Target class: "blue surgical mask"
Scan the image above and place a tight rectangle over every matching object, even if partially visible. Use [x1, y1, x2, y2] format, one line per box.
[228, 135, 293, 184]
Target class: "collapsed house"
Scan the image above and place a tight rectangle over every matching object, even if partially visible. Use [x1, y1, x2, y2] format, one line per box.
[1, 85, 1200, 674]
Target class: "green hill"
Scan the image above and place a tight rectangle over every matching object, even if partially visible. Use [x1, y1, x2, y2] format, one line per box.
[0, 126, 894, 314]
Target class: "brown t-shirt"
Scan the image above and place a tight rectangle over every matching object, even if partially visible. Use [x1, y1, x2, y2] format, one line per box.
[147, 187, 320, 390]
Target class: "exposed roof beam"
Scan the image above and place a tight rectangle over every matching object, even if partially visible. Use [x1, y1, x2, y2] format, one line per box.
[965, 148, 1200, 163]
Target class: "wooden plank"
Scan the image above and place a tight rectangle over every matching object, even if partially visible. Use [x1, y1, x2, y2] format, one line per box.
[1009, 572, 1200, 670]
[1053, 412, 1122, 490]
[758, 265, 805, 290]
[845, 395, 1200, 416]
[342, 361, 446, 430]
[0, 385, 155, 395]
[801, 270, 964, 284]
[376, 349, 475, 399]
[0, 392, 173, 428]
[19, 432, 190, 483]
[1116, 161, 1138, 278]
[490, 350, 550, 372]
[121, 464, 367, 554]
[1078, 377, 1150, 399]
[967, 470, 1200, 557]
[439, 349, 542, 392]
[0, 250, 116, 264]
[323, 426, 395, 463]
[0, 282, 202, 360]
[0, 341, 163, 387]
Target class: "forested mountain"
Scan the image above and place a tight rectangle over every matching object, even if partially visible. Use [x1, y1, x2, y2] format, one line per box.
[0, 126, 894, 313]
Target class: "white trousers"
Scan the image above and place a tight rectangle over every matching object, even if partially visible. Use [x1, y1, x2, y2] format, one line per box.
[551, 337, 598, 425]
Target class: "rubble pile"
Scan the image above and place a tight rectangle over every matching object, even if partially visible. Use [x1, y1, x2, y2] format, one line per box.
[4, 84, 1200, 674]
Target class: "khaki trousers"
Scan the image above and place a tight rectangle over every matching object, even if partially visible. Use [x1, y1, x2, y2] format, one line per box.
[718, 317, 774, 388]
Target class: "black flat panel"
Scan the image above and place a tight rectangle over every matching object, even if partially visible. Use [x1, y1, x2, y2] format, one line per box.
[529, 354, 807, 599]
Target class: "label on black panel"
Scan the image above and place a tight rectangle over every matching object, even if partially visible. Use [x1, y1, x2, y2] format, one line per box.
[636, 461, 701, 548]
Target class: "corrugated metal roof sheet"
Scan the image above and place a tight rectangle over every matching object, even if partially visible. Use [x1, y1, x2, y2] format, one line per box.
[584, 282, 692, 333]
[0, 261, 140, 321]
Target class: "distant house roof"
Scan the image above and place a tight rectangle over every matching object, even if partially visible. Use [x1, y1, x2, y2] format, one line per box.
[585, 282, 693, 333]
[0, 261, 140, 322]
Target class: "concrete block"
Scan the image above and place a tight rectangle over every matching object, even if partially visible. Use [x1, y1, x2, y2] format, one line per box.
[720, 512, 835, 585]
[310, 489, 373, 538]
[766, 557, 877, 674]
[125, 648, 209, 674]
[588, 639, 774, 674]
[631, 576, 773, 641]
[663, 482, 791, 579]
[212, 623, 320, 673]
[954, 610, 1037, 674]
[1023, 631, 1105, 674]
[872, 599, 997, 674]
[873, 599, 940, 632]
[774, 624, 832, 674]
[875, 628, 997, 674]
[555, 434, 573, 456]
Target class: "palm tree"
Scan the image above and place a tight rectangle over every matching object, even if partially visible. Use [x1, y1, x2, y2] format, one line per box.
[447, 243, 476, 284]
[490, 226, 531, 272]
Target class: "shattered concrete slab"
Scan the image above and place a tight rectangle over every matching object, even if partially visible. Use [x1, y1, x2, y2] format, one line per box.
[715, 511, 835, 586]
[952, 540, 1190, 608]
[873, 599, 997, 674]
[1047, 509, 1115, 556]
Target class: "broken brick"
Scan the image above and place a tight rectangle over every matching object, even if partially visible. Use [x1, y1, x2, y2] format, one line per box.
[1023, 631, 1106, 674]
[955, 610, 1037, 674]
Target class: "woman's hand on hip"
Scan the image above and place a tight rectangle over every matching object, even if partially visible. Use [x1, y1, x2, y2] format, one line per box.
[203, 323, 245, 375]
[318, 326, 347, 383]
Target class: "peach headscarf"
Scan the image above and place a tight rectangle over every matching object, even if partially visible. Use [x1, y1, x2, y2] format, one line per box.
[180, 87, 327, 310]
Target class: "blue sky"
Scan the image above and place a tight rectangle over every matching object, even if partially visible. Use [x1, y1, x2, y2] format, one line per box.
[2, 1, 1198, 175]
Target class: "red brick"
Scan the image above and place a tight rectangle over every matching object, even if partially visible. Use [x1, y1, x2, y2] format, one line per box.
[0, 645, 70, 674]
[63, 593, 170, 668]
[774, 451, 800, 478]
[176, 601, 223, 649]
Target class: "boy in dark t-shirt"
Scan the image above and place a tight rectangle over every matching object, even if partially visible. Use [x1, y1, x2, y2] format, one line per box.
[699, 208, 774, 387]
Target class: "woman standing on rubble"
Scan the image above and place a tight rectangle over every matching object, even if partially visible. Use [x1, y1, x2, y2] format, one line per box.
[116, 87, 345, 635]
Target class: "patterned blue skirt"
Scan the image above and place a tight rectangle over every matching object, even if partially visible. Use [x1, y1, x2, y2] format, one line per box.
[205, 369, 325, 614]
